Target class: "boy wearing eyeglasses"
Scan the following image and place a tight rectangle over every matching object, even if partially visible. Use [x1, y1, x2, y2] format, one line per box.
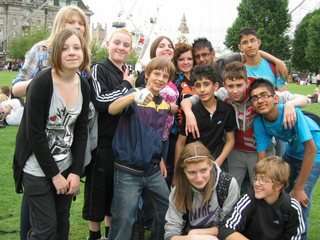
[249, 78, 320, 240]
[181, 62, 309, 190]
[219, 156, 305, 240]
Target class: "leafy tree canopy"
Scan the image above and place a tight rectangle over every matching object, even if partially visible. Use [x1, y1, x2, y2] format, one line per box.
[225, 0, 291, 60]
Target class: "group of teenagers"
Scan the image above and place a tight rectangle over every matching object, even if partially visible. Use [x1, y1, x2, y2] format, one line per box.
[10, 4, 320, 240]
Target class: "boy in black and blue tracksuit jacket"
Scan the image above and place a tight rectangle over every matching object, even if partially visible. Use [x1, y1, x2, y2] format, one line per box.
[108, 57, 175, 240]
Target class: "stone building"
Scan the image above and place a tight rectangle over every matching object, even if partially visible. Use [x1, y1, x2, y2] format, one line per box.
[0, 0, 92, 61]
[92, 22, 107, 45]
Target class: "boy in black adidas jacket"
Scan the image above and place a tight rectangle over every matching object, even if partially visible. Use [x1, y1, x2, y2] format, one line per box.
[219, 156, 305, 240]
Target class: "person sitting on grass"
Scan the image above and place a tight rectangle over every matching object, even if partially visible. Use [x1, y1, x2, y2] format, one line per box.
[219, 156, 305, 240]
[165, 141, 239, 240]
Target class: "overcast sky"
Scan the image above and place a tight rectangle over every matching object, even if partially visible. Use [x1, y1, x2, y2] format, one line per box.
[83, 0, 320, 51]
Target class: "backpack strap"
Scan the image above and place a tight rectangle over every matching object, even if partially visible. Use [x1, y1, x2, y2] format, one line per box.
[216, 171, 233, 208]
[302, 111, 320, 127]
[268, 61, 280, 90]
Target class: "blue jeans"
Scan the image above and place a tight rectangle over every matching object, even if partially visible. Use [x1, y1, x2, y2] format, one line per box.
[110, 169, 169, 240]
[284, 155, 320, 240]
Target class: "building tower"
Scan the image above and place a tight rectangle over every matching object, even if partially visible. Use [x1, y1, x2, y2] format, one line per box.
[177, 13, 189, 43]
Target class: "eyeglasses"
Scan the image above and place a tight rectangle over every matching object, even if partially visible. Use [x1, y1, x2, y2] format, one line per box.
[194, 52, 211, 60]
[250, 93, 274, 103]
[253, 175, 273, 184]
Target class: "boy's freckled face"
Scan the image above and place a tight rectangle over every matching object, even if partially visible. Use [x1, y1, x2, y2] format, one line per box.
[224, 78, 248, 102]
[250, 87, 275, 114]
[193, 78, 219, 103]
[146, 69, 170, 94]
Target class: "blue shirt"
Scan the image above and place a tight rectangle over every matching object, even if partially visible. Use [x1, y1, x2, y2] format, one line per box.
[246, 58, 286, 89]
[253, 104, 320, 162]
[12, 41, 49, 85]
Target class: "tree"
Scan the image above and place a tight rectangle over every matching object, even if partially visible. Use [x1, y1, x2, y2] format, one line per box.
[305, 12, 320, 73]
[225, 0, 291, 60]
[91, 38, 107, 64]
[90, 38, 139, 66]
[8, 28, 49, 59]
[291, 12, 313, 72]
[291, 9, 320, 73]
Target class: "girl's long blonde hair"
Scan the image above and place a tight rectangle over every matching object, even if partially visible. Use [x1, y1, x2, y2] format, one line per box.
[174, 141, 216, 212]
[46, 5, 91, 46]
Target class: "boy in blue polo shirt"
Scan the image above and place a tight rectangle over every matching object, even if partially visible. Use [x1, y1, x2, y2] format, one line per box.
[249, 78, 320, 240]
[108, 57, 175, 240]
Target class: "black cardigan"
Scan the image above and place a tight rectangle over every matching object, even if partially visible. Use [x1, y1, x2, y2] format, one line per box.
[13, 68, 90, 193]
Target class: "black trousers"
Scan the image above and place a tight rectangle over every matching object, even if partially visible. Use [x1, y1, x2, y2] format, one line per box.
[22, 172, 73, 240]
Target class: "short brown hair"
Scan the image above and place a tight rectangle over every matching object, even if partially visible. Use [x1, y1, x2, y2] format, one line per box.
[173, 43, 193, 70]
[144, 56, 175, 81]
[50, 28, 90, 75]
[174, 141, 216, 212]
[149, 36, 174, 59]
[239, 27, 258, 42]
[255, 156, 290, 189]
[223, 61, 247, 82]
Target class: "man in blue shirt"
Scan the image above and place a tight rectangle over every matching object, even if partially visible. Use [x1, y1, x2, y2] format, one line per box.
[249, 78, 320, 240]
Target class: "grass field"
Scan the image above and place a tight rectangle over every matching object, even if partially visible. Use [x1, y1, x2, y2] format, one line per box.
[0, 72, 319, 239]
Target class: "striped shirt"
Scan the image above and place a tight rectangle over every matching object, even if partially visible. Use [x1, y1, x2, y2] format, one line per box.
[219, 190, 305, 240]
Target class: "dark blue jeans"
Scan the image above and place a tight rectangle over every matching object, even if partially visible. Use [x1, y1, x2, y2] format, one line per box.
[110, 169, 169, 240]
[284, 155, 320, 240]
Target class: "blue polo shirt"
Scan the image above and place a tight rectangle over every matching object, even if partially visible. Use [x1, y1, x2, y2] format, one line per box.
[246, 58, 286, 89]
[253, 104, 320, 162]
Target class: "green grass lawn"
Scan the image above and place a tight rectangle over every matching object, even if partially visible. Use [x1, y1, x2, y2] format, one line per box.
[0, 72, 319, 239]
[0, 71, 17, 86]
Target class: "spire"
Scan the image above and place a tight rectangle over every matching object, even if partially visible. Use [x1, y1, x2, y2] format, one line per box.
[177, 13, 189, 43]
[178, 13, 189, 34]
